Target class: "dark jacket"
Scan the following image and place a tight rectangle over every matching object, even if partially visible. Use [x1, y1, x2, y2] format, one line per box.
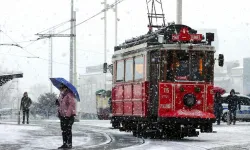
[226, 89, 241, 111]
[20, 96, 32, 110]
[214, 94, 223, 113]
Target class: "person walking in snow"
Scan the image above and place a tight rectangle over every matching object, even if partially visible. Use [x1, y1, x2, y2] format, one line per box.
[226, 89, 241, 125]
[20, 92, 32, 124]
[57, 84, 76, 149]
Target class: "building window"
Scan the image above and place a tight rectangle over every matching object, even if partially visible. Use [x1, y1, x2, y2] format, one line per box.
[116, 61, 124, 82]
[125, 58, 133, 81]
[134, 56, 144, 80]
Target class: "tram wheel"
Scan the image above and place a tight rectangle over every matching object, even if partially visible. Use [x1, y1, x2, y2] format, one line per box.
[112, 122, 120, 129]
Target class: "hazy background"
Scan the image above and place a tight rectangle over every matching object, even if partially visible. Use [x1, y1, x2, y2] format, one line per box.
[0, 0, 249, 101]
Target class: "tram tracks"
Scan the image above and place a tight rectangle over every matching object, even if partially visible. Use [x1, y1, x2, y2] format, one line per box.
[75, 124, 145, 150]
[3, 121, 145, 150]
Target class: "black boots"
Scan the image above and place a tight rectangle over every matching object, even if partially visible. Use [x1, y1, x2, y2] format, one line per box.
[58, 144, 67, 149]
[58, 144, 72, 149]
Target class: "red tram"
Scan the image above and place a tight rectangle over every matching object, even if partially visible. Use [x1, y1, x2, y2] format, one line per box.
[104, 24, 224, 138]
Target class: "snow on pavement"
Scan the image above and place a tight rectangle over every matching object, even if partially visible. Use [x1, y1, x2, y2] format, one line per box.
[77, 120, 250, 150]
[0, 124, 41, 145]
[2, 120, 250, 150]
[19, 136, 90, 150]
[0, 123, 90, 150]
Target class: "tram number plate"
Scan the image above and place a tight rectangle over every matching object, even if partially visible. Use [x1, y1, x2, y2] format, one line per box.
[160, 104, 171, 109]
[163, 88, 169, 93]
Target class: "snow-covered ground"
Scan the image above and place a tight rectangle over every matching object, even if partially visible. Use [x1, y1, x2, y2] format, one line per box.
[1, 120, 250, 150]
[0, 123, 90, 150]
[77, 120, 250, 150]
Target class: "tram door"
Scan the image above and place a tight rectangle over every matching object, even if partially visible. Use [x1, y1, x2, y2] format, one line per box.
[149, 50, 161, 117]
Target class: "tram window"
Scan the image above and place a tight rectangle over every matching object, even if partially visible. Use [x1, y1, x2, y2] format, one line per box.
[190, 52, 204, 81]
[125, 58, 133, 81]
[175, 52, 189, 79]
[134, 56, 144, 80]
[116, 60, 124, 82]
[205, 52, 214, 82]
[166, 51, 174, 81]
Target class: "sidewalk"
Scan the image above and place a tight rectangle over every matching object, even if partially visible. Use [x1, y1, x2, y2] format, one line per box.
[211, 144, 250, 150]
[0, 120, 89, 150]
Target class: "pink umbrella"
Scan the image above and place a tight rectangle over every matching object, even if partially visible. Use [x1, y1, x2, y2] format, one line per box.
[213, 86, 226, 95]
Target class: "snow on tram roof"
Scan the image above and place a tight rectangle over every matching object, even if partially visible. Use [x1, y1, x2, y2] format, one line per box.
[113, 42, 215, 55]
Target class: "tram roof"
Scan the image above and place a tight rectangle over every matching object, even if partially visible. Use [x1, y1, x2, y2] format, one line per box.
[113, 42, 215, 57]
[113, 24, 216, 59]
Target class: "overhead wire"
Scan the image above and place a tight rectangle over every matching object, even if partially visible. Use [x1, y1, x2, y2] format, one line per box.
[0, 0, 126, 68]
[1, 15, 69, 41]
[1, 31, 87, 68]
[0, 30, 39, 57]
[21, 0, 127, 65]
[0, 30, 82, 67]
[22, 37, 47, 49]
[55, 0, 126, 34]
[0, 20, 71, 48]
[11, 39, 45, 44]
[36, 20, 70, 34]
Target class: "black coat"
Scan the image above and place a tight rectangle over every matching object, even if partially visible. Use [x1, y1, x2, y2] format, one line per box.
[20, 96, 32, 110]
[214, 96, 223, 114]
[226, 95, 240, 111]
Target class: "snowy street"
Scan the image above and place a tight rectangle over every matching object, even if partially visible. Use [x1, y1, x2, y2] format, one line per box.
[1, 0, 250, 150]
[1, 120, 250, 150]
[0, 119, 143, 150]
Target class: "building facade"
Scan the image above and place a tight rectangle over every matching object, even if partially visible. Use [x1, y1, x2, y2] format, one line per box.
[214, 58, 250, 95]
[243, 58, 250, 95]
[78, 65, 112, 116]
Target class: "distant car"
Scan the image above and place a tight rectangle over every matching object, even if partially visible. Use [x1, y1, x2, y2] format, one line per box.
[221, 93, 250, 122]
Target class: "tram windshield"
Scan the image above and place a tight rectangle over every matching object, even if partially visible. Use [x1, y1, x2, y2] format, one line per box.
[160, 50, 214, 82]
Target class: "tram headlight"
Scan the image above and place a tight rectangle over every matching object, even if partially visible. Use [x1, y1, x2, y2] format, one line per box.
[183, 94, 196, 107]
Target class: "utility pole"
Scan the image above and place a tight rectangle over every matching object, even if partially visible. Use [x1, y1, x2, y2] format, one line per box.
[73, 10, 80, 122]
[73, 11, 77, 88]
[103, 0, 107, 91]
[176, 0, 182, 24]
[36, 0, 76, 89]
[69, 0, 74, 83]
[36, 34, 71, 93]
[36, 33, 72, 92]
[49, 30, 53, 93]
[114, 0, 118, 46]
[36, 0, 78, 120]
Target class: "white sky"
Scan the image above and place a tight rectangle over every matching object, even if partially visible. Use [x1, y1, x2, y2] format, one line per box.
[0, 0, 250, 98]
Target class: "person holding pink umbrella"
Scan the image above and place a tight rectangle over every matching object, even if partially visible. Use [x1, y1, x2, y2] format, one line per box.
[214, 92, 223, 125]
[57, 83, 76, 149]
